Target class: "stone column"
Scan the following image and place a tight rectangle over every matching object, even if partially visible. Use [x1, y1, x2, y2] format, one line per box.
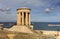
[17, 12, 21, 25]
[19, 13, 21, 25]
[29, 13, 31, 25]
[27, 13, 29, 25]
[22, 12, 24, 25]
[17, 12, 19, 25]
[25, 12, 28, 25]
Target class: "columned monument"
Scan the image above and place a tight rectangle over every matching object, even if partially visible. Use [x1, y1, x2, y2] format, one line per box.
[17, 7, 31, 26]
[8, 7, 33, 33]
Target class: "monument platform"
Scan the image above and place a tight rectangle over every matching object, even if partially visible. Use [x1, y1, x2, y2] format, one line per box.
[8, 25, 34, 34]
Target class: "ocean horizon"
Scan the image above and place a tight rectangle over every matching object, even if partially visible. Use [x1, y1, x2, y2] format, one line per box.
[0, 22, 60, 31]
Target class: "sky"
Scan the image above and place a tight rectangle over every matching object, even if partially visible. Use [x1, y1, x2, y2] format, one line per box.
[0, 0, 60, 22]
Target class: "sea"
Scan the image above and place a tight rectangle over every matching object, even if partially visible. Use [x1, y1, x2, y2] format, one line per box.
[0, 22, 60, 31]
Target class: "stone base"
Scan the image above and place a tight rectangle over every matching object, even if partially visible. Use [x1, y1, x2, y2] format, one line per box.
[56, 36, 60, 39]
[8, 25, 33, 33]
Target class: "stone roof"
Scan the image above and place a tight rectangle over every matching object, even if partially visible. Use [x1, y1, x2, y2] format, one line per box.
[17, 7, 31, 10]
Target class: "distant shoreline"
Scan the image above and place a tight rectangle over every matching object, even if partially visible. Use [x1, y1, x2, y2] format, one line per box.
[48, 24, 60, 26]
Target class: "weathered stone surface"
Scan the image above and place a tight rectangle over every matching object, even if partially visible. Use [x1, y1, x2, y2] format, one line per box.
[17, 7, 31, 26]
[8, 25, 33, 33]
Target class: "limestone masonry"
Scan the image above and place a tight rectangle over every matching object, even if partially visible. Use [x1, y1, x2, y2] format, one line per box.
[17, 7, 31, 26]
[8, 7, 34, 33]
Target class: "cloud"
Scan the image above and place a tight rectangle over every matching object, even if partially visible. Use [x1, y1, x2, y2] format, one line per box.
[41, 0, 60, 10]
[44, 8, 51, 13]
[31, 10, 60, 22]
[0, 0, 45, 22]
[0, 0, 60, 22]
[0, 0, 44, 8]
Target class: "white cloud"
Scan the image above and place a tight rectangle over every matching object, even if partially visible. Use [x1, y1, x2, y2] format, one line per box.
[1, 0, 60, 22]
[44, 8, 51, 13]
[0, 0, 45, 22]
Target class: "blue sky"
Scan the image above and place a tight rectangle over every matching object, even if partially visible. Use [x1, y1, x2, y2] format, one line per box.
[0, 0, 60, 22]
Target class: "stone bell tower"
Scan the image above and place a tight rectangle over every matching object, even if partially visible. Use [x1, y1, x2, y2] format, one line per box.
[17, 7, 31, 26]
